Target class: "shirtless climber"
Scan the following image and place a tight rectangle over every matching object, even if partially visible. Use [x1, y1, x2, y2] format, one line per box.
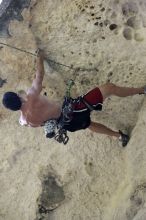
[2, 51, 146, 146]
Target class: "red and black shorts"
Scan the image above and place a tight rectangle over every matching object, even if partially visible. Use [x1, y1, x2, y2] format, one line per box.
[63, 87, 103, 132]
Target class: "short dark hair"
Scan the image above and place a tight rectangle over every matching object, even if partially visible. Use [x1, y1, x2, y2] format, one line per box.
[2, 92, 22, 111]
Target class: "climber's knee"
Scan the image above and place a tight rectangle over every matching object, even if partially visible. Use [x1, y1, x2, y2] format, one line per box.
[99, 83, 116, 100]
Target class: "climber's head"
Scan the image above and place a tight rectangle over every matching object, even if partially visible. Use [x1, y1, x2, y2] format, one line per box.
[2, 91, 22, 111]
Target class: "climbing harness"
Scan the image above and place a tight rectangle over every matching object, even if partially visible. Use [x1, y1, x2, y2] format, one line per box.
[44, 79, 76, 145]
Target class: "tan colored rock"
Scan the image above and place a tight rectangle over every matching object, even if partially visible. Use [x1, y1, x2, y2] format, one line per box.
[0, 0, 146, 220]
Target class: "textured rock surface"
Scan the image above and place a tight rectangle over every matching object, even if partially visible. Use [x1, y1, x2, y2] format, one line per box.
[0, 0, 146, 220]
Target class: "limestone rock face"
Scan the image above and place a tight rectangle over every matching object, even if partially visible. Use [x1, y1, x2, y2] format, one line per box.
[0, 0, 146, 220]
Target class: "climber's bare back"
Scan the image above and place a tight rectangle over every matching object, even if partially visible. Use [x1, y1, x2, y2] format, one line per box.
[20, 91, 61, 127]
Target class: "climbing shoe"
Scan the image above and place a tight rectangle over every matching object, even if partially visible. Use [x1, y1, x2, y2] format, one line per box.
[119, 130, 130, 147]
[144, 85, 146, 94]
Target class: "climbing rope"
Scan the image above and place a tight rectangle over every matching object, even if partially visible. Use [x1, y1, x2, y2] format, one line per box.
[0, 42, 97, 73]
[0, 42, 36, 57]
[0, 42, 76, 69]
[0, 42, 81, 96]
